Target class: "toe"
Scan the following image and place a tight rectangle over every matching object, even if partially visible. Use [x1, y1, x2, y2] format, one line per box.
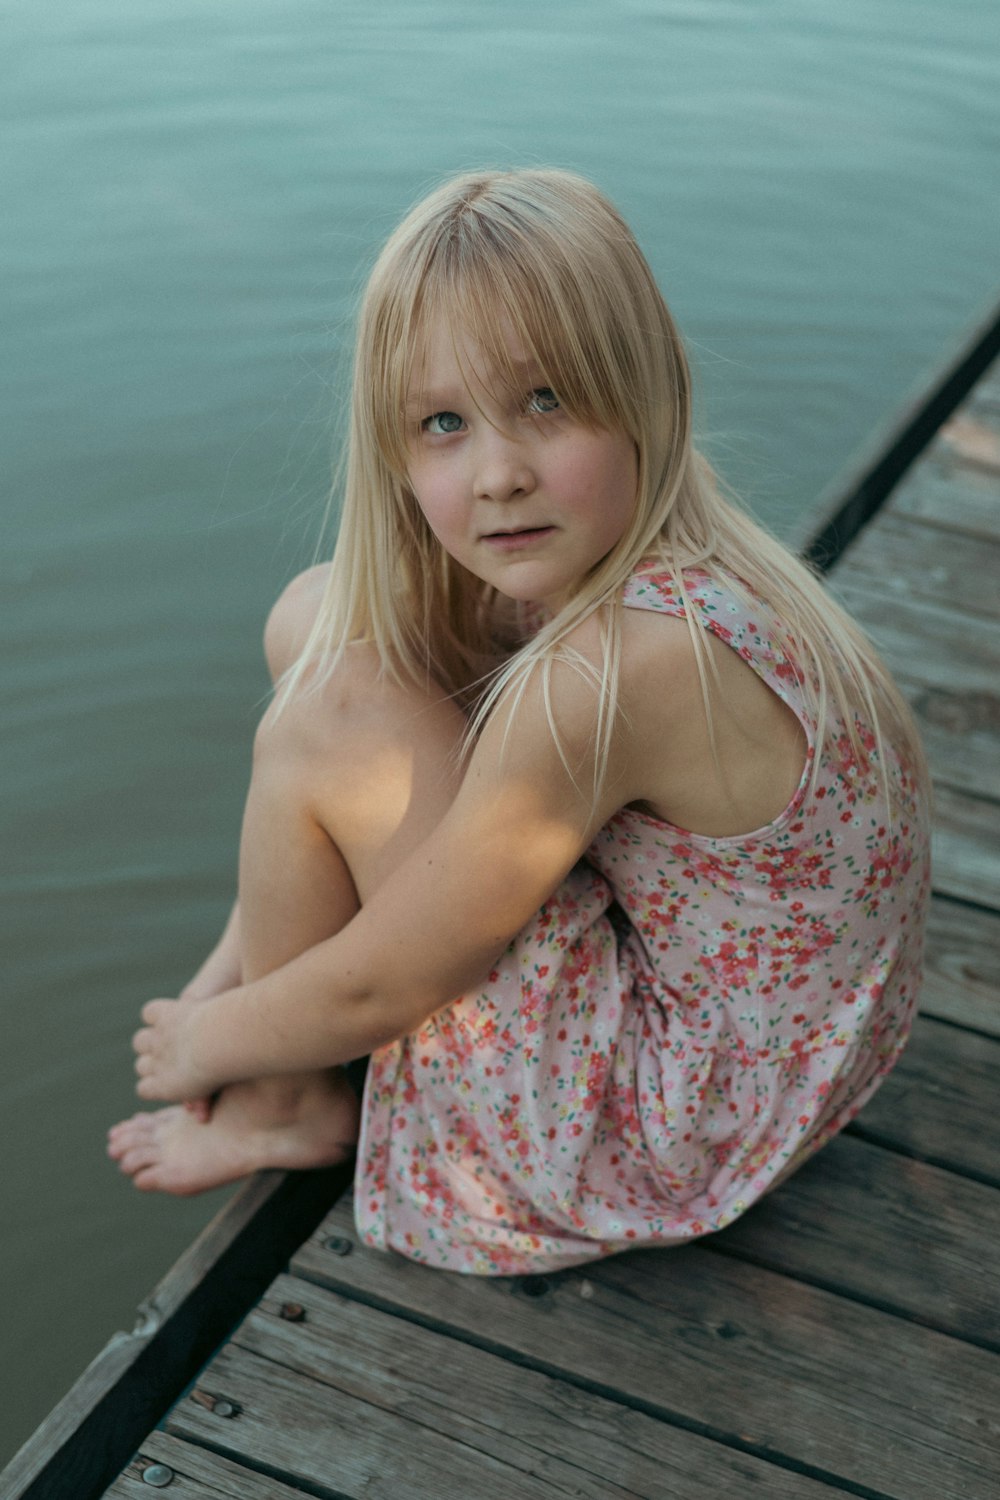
[107, 1114, 155, 1159]
[132, 1166, 165, 1193]
[118, 1142, 162, 1176]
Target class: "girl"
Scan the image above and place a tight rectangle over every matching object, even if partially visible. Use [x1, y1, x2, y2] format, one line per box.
[109, 169, 930, 1274]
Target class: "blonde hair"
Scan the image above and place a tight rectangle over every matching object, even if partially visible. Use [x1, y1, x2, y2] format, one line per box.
[285, 167, 927, 806]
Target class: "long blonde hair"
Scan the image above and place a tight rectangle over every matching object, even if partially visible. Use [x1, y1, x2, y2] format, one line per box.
[285, 168, 926, 805]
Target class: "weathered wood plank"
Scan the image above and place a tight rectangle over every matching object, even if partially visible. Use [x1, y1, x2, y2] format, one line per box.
[887, 452, 1000, 543]
[857, 1014, 1000, 1183]
[893, 673, 999, 802]
[168, 1342, 645, 1500]
[920, 895, 1000, 1036]
[931, 783, 1000, 907]
[715, 1134, 1000, 1344]
[831, 580, 1000, 699]
[940, 410, 1000, 475]
[833, 574, 1000, 803]
[202, 1275, 843, 1499]
[839, 511, 1000, 619]
[105, 1430, 307, 1499]
[292, 1206, 1000, 1500]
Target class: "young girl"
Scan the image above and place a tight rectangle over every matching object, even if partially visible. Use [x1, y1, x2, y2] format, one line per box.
[108, 169, 930, 1274]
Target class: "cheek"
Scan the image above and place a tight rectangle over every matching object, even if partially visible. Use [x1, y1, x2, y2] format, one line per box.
[572, 438, 639, 535]
[406, 467, 461, 542]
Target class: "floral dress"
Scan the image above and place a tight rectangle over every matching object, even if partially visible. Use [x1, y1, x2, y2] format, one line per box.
[355, 566, 931, 1274]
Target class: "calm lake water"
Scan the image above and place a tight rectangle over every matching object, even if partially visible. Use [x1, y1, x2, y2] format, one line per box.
[3, 0, 998, 1463]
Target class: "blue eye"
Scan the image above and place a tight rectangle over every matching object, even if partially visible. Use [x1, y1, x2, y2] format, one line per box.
[527, 387, 560, 414]
[424, 411, 464, 435]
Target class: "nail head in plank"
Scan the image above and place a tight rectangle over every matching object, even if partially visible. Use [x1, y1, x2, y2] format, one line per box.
[104, 1430, 307, 1499]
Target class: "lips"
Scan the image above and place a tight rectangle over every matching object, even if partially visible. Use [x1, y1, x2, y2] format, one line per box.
[484, 526, 547, 536]
[480, 526, 556, 552]
[482, 524, 554, 541]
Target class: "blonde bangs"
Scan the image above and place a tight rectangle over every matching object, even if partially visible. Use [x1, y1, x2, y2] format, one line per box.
[363, 170, 670, 478]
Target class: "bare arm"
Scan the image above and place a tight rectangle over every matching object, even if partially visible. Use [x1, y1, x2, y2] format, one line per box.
[179, 900, 242, 1001]
[133, 614, 651, 1101]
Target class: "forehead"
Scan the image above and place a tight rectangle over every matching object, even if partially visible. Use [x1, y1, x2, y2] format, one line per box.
[405, 309, 543, 403]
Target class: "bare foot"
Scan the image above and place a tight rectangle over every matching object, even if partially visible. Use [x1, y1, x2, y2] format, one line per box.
[107, 1070, 360, 1195]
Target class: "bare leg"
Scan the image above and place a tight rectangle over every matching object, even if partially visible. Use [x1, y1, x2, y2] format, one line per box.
[108, 645, 466, 1193]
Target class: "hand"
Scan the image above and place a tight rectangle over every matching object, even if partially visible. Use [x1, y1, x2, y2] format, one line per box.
[177, 984, 221, 1123]
[176, 901, 243, 1121]
[133, 998, 219, 1103]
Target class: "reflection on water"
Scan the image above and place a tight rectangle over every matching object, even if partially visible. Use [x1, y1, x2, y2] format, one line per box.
[3, 0, 998, 1463]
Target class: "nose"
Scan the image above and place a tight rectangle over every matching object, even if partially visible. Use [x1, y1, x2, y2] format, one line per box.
[472, 426, 536, 502]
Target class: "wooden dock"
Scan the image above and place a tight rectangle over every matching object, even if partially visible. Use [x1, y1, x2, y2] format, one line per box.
[6, 348, 1000, 1500]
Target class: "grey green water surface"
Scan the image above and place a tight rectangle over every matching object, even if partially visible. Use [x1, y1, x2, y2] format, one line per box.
[3, 0, 999, 1462]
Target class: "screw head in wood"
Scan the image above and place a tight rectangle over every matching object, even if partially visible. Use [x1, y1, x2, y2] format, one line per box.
[212, 1398, 239, 1418]
[279, 1301, 306, 1322]
[141, 1464, 174, 1487]
[325, 1234, 353, 1256]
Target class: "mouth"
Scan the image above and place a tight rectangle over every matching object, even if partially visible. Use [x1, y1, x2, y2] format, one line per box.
[481, 525, 555, 550]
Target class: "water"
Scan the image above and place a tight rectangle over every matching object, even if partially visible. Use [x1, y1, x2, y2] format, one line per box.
[3, 0, 998, 1463]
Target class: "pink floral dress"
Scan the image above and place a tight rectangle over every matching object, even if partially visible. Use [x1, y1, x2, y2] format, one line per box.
[355, 566, 931, 1274]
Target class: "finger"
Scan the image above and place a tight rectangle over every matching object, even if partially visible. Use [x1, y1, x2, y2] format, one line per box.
[132, 1028, 148, 1057]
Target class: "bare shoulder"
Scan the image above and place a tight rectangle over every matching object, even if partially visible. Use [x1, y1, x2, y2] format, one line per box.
[263, 564, 330, 679]
[509, 606, 700, 740]
[615, 599, 808, 836]
[554, 605, 695, 674]
[488, 606, 699, 787]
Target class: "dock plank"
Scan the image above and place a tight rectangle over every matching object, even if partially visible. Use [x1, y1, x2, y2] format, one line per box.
[920, 896, 1000, 1036]
[292, 1208, 1000, 1500]
[931, 783, 1000, 907]
[839, 511, 1000, 619]
[830, 580, 1000, 701]
[206, 1276, 841, 1499]
[857, 1013, 1000, 1183]
[106, 1431, 308, 1499]
[940, 409, 1000, 474]
[829, 579, 1000, 806]
[888, 451, 1000, 542]
[893, 674, 999, 801]
[715, 1135, 1000, 1345]
[167, 1343, 582, 1500]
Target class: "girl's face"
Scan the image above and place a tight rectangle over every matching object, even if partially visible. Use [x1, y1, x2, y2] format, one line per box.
[404, 314, 638, 612]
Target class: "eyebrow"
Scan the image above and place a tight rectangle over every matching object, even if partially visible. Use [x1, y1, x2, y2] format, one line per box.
[404, 361, 549, 413]
[404, 388, 460, 414]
